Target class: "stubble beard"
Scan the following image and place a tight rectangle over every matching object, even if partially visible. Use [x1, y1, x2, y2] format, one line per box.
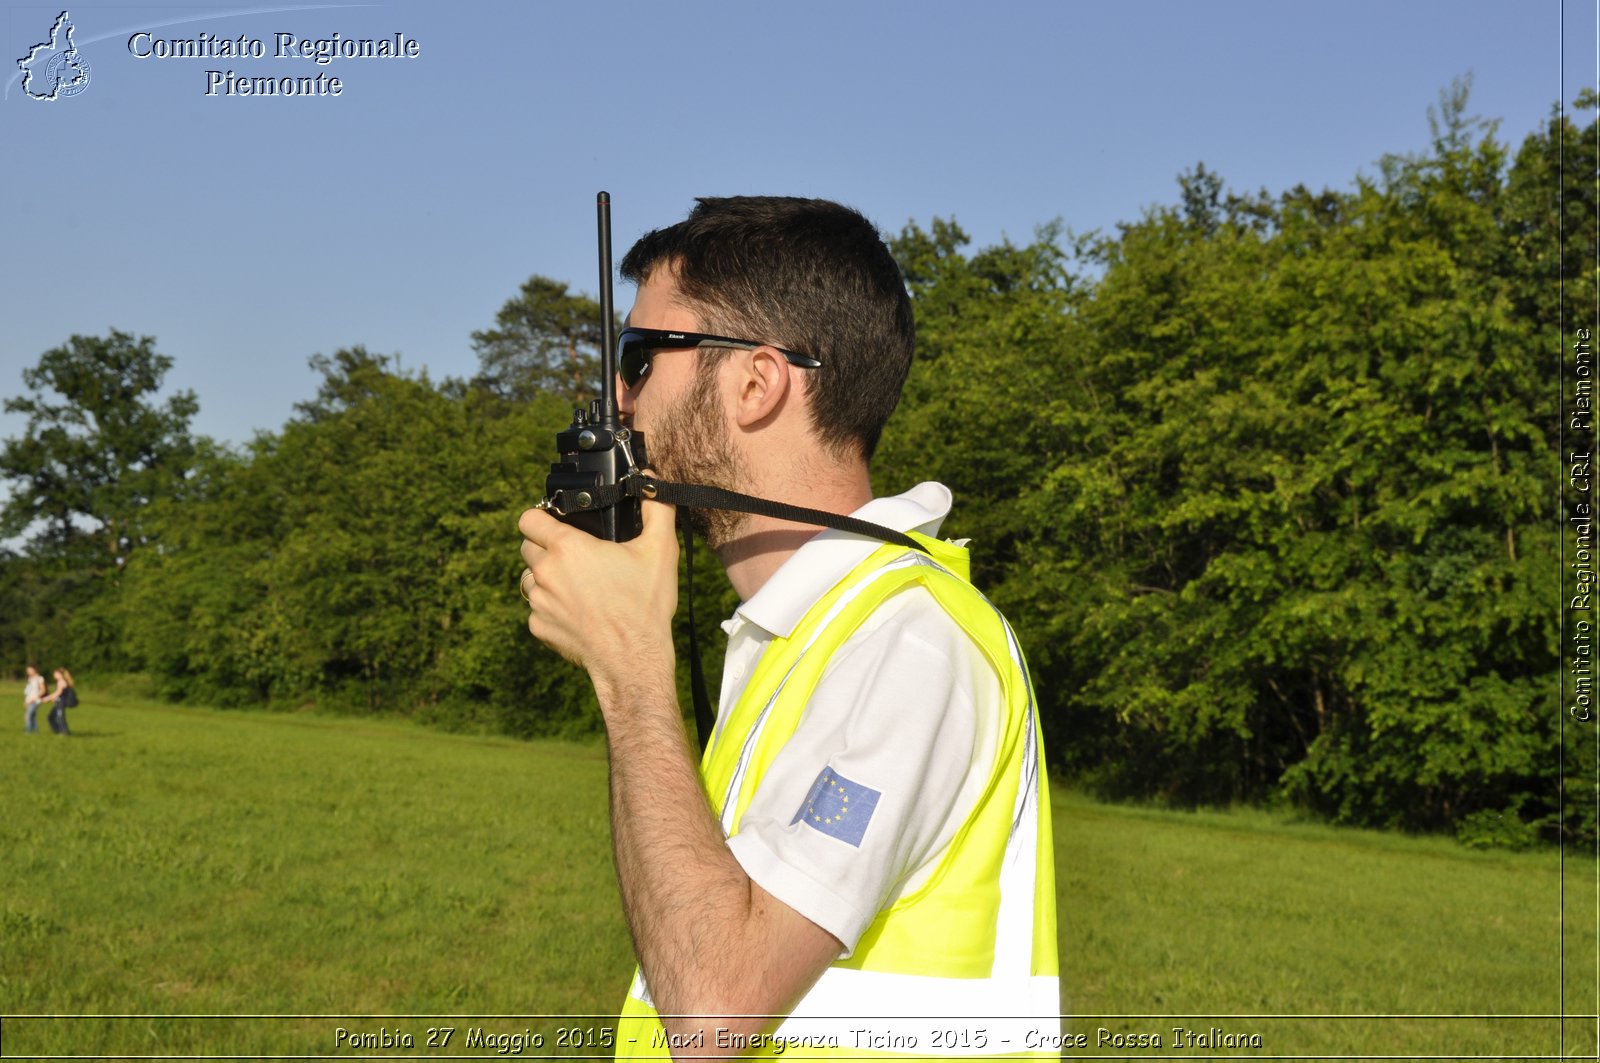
[645, 365, 747, 549]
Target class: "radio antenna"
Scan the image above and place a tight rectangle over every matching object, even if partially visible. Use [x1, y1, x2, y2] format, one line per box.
[596, 191, 617, 422]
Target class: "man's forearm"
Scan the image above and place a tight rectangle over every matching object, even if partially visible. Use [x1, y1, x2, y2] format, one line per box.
[596, 668, 839, 1051]
[599, 669, 765, 1037]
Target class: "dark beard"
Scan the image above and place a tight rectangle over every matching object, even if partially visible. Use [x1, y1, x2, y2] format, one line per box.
[644, 365, 747, 548]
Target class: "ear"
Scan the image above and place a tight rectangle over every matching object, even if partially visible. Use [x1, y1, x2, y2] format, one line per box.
[731, 346, 792, 429]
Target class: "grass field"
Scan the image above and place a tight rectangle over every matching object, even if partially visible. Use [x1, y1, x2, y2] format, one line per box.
[1, 690, 1595, 1059]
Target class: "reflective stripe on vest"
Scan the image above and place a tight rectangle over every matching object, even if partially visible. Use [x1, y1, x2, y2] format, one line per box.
[776, 969, 1061, 1054]
[616, 536, 1058, 1059]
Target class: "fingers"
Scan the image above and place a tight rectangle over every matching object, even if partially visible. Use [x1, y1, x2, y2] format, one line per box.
[641, 498, 677, 541]
[519, 505, 564, 578]
[524, 501, 675, 551]
[518, 505, 563, 547]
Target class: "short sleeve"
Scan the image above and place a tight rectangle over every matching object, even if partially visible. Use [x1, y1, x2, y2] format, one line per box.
[725, 587, 1000, 951]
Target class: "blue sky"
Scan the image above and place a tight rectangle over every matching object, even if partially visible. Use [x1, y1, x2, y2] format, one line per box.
[1, 0, 1592, 451]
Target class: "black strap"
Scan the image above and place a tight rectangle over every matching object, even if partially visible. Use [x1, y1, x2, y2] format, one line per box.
[545, 473, 931, 751]
[549, 476, 931, 555]
[684, 518, 716, 749]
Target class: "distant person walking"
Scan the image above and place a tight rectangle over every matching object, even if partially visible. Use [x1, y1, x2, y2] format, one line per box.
[23, 664, 45, 733]
[42, 668, 76, 736]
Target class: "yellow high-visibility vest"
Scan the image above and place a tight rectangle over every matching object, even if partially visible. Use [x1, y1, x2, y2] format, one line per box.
[616, 534, 1059, 1059]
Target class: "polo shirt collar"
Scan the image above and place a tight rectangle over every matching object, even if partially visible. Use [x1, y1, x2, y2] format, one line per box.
[727, 481, 953, 640]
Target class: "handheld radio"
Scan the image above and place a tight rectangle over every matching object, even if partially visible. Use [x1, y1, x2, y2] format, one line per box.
[539, 192, 649, 541]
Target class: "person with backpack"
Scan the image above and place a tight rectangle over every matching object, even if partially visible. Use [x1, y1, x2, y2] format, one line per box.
[43, 667, 76, 736]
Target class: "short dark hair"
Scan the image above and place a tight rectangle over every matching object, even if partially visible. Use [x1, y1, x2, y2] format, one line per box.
[620, 196, 914, 461]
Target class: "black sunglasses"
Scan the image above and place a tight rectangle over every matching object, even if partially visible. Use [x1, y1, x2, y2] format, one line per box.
[617, 327, 822, 388]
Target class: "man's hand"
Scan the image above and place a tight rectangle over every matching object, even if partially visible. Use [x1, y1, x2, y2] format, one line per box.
[518, 497, 679, 701]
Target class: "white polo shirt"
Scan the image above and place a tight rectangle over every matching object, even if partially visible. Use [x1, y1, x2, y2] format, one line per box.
[717, 482, 1003, 952]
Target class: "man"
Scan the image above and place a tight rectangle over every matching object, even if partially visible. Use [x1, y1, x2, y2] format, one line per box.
[519, 197, 1056, 1058]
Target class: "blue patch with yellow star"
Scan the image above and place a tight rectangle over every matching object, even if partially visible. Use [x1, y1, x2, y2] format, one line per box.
[790, 766, 881, 847]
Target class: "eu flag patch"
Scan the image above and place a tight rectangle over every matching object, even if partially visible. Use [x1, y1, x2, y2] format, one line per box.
[790, 766, 881, 847]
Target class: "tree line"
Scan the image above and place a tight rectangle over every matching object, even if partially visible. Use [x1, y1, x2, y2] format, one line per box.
[3, 85, 1591, 846]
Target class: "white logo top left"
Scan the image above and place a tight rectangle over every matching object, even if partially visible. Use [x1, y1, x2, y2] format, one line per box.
[18, 11, 91, 101]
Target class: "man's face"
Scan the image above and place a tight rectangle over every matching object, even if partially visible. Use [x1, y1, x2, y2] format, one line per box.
[619, 267, 746, 544]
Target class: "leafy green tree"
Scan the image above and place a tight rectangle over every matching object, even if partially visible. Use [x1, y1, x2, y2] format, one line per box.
[881, 83, 1577, 844]
[112, 439, 281, 703]
[1263, 83, 1559, 836]
[291, 345, 401, 422]
[1018, 84, 1561, 837]
[1, 330, 197, 570]
[880, 218, 1078, 587]
[471, 276, 609, 407]
[0, 546, 87, 668]
[0, 330, 199, 668]
[116, 349, 600, 733]
[1503, 92, 1597, 333]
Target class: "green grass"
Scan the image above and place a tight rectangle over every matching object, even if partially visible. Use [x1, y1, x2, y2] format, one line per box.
[1, 691, 1595, 1059]
[1055, 793, 1597, 1057]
